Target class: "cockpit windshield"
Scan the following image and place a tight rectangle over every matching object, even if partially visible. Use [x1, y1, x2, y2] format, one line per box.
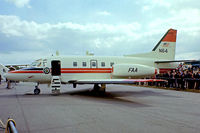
[30, 59, 43, 67]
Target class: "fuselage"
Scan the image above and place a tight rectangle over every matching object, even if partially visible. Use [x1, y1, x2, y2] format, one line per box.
[5, 55, 162, 83]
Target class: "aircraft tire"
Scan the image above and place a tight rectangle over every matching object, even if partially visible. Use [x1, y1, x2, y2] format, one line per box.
[34, 88, 40, 95]
[93, 84, 100, 90]
[92, 84, 106, 95]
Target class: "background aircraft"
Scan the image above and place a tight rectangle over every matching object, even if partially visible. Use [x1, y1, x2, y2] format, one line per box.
[0, 64, 9, 81]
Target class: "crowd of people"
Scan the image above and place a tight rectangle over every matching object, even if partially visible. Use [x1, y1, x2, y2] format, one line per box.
[154, 63, 200, 90]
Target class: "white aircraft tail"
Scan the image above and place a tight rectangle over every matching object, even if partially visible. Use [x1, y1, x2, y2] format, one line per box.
[125, 29, 177, 60]
[151, 29, 177, 60]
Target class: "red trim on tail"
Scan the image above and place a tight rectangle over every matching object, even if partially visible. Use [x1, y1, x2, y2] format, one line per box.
[162, 29, 177, 42]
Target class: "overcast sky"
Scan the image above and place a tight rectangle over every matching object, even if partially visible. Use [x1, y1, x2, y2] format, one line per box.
[0, 0, 200, 64]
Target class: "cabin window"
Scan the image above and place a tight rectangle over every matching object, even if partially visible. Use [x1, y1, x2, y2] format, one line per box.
[101, 62, 105, 67]
[92, 62, 96, 67]
[82, 62, 87, 67]
[73, 62, 77, 67]
[110, 62, 114, 67]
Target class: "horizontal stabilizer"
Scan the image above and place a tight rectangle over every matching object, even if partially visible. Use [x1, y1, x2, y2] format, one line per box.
[155, 60, 198, 63]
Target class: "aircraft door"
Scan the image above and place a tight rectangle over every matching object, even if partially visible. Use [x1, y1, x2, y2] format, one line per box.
[90, 60, 97, 68]
[51, 60, 61, 76]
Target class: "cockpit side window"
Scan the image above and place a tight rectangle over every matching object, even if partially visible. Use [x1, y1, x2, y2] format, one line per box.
[43, 59, 47, 67]
[31, 59, 43, 67]
[31, 62, 37, 67]
[37, 62, 42, 67]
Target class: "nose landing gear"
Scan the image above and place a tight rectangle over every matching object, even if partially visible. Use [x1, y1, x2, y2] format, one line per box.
[34, 83, 40, 95]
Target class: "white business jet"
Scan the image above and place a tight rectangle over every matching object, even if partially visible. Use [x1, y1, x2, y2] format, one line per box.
[4, 29, 178, 95]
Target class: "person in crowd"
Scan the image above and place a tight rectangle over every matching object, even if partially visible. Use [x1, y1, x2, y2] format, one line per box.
[163, 71, 170, 87]
[7, 79, 11, 89]
[198, 71, 200, 89]
[190, 71, 195, 89]
[176, 72, 182, 89]
[155, 73, 160, 87]
[0, 74, 1, 84]
[184, 71, 189, 89]
[180, 72, 185, 90]
[169, 70, 175, 88]
[194, 71, 200, 89]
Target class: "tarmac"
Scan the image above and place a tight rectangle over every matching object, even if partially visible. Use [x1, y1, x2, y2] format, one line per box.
[0, 81, 200, 133]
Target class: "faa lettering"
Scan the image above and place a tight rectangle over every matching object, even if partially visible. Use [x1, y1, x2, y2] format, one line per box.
[128, 68, 138, 72]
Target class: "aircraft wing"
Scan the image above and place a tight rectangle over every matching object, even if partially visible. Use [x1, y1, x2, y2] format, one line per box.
[68, 79, 166, 84]
[155, 60, 198, 63]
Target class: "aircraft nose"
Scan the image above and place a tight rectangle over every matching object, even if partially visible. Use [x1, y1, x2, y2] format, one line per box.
[3, 70, 30, 81]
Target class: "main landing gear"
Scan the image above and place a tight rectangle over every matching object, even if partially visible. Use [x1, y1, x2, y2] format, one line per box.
[91, 84, 106, 94]
[34, 83, 41, 95]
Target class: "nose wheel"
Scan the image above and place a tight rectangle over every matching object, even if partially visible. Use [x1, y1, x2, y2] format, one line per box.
[34, 84, 40, 95]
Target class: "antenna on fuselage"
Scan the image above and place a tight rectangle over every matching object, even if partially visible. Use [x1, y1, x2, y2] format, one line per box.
[56, 51, 59, 56]
[86, 51, 94, 56]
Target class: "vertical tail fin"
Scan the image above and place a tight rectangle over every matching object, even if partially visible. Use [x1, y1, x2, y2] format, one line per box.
[152, 29, 177, 60]
[124, 29, 177, 60]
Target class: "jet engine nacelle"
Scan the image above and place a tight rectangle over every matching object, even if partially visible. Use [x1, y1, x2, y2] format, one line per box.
[112, 64, 157, 77]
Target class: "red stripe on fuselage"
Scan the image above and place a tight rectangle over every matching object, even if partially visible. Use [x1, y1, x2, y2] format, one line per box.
[61, 68, 111, 71]
[61, 68, 112, 73]
[61, 70, 111, 73]
[9, 68, 112, 74]
[9, 70, 43, 73]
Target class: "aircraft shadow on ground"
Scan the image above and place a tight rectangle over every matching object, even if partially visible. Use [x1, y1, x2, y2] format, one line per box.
[109, 90, 181, 98]
[1, 86, 179, 108]
[11, 88, 151, 108]
[60, 89, 150, 108]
